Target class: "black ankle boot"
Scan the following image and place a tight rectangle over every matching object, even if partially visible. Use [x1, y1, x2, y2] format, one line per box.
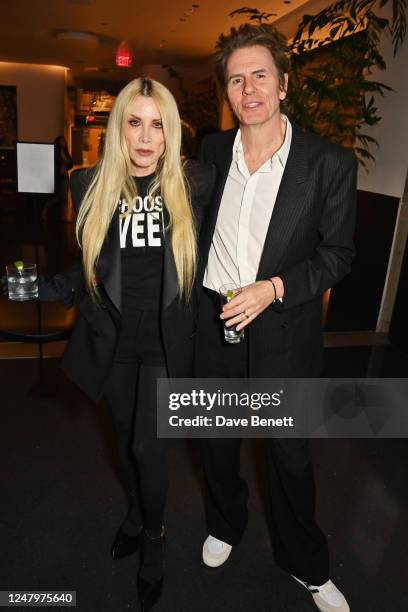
[137, 527, 165, 612]
[111, 493, 143, 560]
[111, 524, 142, 560]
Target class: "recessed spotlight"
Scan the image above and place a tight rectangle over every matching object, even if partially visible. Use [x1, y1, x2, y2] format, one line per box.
[192, 3, 199, 7]
[100, 22, 108, 26]
[283, 1, 291, 3]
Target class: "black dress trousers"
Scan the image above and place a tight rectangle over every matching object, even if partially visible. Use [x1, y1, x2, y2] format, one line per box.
[195, 287, 329, 586]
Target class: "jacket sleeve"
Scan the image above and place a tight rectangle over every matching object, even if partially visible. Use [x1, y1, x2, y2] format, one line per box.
[185, 160, 216, 232]
[198, 133, 217, 166]
[70, 167, 95, 213]
[276, 148, 357, 311]
[59, 168, 95, 300]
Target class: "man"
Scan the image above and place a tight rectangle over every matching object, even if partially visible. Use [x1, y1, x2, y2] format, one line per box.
[195, 24, 356, 612]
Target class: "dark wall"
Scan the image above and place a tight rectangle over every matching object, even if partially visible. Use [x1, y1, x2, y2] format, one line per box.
[389, 234, 408, 353]
[325, 190, 399, 331]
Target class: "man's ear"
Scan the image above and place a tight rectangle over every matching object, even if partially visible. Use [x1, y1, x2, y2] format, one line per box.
[279, 73, 289, 100]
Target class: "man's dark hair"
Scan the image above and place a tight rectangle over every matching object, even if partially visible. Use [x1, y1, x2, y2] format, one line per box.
[141, 78, 153, 96]
[214, 23, 290, 94]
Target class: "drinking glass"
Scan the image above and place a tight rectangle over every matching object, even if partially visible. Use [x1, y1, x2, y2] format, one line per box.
[219, 283, 244, 344]
[6, 262, 38, 301]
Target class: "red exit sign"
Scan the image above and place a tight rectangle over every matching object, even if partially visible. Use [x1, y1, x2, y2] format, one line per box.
[116, 41, 132, 68]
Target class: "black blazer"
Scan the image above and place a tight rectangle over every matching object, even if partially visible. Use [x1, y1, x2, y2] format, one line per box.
[59, 161, 215, 402]
[198, 123, 357, 377]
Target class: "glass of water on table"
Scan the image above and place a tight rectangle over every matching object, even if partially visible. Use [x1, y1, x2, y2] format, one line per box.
[6, 261, 38, 301]
[219, 283, 244, 344]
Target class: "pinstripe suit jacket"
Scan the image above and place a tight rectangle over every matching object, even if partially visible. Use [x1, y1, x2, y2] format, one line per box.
[198, 123, 357, 376]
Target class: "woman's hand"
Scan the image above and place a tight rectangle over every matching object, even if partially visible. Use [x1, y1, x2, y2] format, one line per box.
[220, 278, 284, 332]
[38, 275, 75, 307]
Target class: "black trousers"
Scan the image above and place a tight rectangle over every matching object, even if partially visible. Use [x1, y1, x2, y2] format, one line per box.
[195, 287, 330, 585]
[103, 310, 168, 536]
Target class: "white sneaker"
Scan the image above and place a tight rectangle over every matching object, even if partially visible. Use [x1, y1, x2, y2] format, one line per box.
[202, 535, 232, 568]
[292, 576, 350, 612]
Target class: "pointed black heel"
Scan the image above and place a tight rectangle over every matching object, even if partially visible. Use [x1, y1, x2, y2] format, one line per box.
[138, 575, 164, 612]
[137, 527, 165, 612]
[111, 524, 143, 560]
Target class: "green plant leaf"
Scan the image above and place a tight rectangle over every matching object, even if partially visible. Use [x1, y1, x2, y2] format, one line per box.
[231, 0, 406, 164]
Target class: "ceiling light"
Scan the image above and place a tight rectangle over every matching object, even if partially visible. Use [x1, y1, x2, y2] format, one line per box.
[56, 31, 99, 46]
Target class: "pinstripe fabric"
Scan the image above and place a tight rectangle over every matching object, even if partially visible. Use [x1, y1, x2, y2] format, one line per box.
[198, 123, 357, 377]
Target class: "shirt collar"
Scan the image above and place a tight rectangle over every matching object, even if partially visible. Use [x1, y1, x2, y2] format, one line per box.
[232, 114, 292, 171]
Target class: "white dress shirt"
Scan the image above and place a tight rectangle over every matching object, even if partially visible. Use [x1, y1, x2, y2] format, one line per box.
[203, 116, 292, 292]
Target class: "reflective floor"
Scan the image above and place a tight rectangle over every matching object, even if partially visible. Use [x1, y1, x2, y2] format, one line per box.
[1, 348, 408, 612]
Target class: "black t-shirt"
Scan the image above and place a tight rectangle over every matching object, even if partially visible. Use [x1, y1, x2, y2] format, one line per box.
[119, 173, 164, 312]
[114, 173, 166, 363]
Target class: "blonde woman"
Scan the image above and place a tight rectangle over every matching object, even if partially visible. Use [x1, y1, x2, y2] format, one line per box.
[36, 78, 214, 611]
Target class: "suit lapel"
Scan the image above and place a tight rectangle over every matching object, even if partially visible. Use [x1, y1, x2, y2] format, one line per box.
[257, 124, 309, 279]
[206, 149, 233, 239]
[97, 213, 122, 312]
[197, 130, 236, 292]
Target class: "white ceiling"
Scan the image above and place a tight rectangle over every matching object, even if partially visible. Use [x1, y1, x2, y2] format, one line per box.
[0, 0, 330, 82]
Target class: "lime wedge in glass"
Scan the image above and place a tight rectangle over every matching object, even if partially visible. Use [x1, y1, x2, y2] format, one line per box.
[226, 289, 234, 302]
[14, 260, 24, 272]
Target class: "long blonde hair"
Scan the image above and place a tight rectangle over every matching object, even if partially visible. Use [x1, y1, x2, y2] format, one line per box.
[76, 77, 197, 301]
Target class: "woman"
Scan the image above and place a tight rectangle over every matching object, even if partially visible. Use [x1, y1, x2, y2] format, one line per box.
[38, 78, 214, 611]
